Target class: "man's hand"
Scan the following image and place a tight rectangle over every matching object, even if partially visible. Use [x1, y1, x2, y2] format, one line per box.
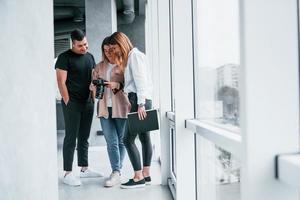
[63, 97, 69, 105]
[137, 105, 147, 120]
[89, 83, 96, 91]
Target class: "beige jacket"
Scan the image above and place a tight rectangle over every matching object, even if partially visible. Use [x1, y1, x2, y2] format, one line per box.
[92, 61, 131, 119]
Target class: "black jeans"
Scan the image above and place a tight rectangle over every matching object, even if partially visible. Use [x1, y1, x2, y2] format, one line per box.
[124, 93, 153, 171]
[61, 99, 94, 171]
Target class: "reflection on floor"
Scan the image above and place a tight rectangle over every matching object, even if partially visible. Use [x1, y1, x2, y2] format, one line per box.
[57, 130, 172, 200]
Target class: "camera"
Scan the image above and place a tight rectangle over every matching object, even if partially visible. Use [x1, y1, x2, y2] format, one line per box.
[92, 78, 107, 99]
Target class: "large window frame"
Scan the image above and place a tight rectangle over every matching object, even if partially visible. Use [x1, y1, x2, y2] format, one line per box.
[155, 0, 300, 200]
[190, 0, 242, 199]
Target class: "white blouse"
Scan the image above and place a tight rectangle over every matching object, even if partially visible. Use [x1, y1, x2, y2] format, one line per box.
[106, 63, 115, 107]
[124, 48, 153, 105]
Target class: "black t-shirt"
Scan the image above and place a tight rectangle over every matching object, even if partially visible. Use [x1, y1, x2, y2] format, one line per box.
[55, 49, 95, 103]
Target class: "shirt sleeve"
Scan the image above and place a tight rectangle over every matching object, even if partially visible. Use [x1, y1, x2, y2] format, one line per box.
[91, 54, 96, 68]
[55, 53, 68, 71]
[130, 51, 148, 105]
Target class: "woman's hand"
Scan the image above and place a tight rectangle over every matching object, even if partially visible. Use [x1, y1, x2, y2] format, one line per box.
[105, 81, 120, 90]
[137, 105, 147, 120]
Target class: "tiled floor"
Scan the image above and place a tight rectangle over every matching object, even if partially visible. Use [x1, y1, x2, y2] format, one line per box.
[57, 130, 172, 200]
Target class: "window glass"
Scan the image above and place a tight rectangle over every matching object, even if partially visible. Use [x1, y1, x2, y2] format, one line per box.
[195, 0, 240, 129]
[196, 136, 241, 200]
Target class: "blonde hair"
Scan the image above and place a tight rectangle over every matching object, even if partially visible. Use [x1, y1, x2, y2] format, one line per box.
[109, 32, 133, 71]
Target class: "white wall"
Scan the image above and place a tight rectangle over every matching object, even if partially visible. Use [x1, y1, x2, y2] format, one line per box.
[240, 0, 299, 199]
[0, 1, 58, 200]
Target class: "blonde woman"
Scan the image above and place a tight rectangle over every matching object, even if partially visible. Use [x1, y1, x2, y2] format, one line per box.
[91, 37, 131, 187]
[107, 32, 153, 189]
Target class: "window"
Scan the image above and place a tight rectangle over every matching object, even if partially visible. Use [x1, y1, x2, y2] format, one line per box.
[196, 135, 241, 200]
[194, 0, 241, 130]
[193, 0, 242, 199]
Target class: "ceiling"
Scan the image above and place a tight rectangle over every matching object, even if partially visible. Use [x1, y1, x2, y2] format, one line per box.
[53, 0, 143, 56]
[53, 0, 142, 37]
[54, 0, 85, 38]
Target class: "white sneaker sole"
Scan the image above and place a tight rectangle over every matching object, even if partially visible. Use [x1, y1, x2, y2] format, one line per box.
[80, 175, 102, 178]
[80, 173, 103, 178]
[62, 180, 81, 186]
[104, 184, 119, 187]
[104, 181, 121, 187]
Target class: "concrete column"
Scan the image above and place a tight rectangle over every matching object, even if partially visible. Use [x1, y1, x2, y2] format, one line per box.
[86, 0, 117, 63]
[0, 1, 58, 200]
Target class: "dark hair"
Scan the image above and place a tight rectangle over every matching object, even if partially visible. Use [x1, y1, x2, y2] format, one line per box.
[70, 29, 85, 42]
[101, 36, 111, 62]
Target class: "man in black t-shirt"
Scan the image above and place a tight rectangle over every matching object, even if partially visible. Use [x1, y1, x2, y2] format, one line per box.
[55, 29, 103, 186]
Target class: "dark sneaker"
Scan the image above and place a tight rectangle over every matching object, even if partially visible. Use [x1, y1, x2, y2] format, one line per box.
[120, 179, 146, 189]
[144, 176, 151, 185]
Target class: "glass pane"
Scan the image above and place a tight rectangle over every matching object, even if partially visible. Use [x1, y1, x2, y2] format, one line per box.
[194, 0, 240, 129]
[196, 135, 241, 200]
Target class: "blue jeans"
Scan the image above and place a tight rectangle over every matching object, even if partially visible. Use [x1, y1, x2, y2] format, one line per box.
[100, 107, 126, 172]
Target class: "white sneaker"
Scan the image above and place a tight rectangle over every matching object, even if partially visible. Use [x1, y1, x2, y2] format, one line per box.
[104, 171, 121, 187]
[80, 168, 104, 178]
[63, 173, 81, 186]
